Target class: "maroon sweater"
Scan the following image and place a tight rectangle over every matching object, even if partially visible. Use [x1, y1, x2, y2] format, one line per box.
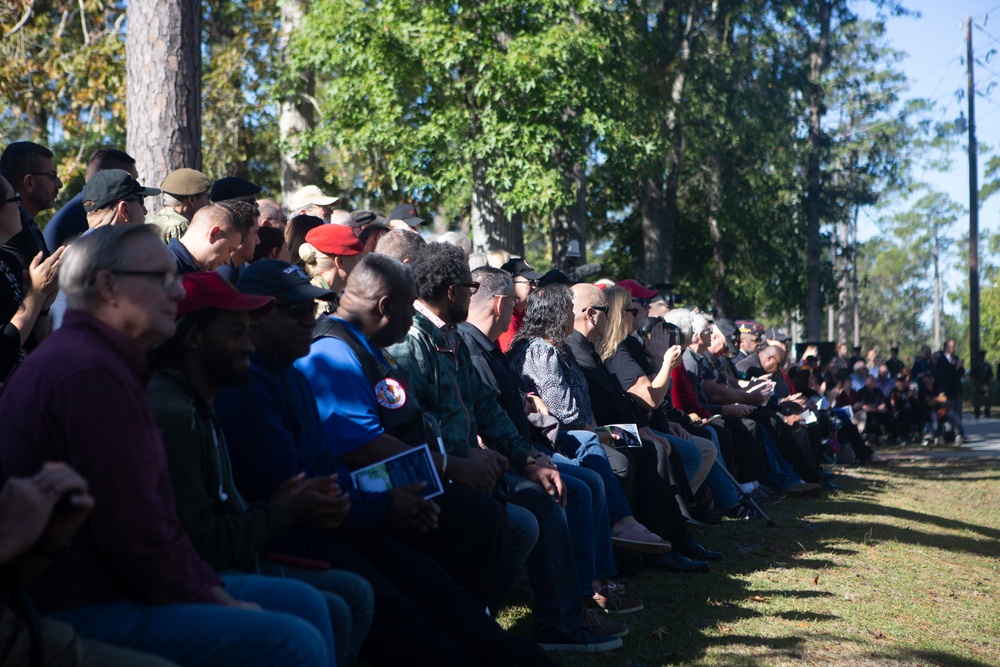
[0, 310, 221, 611]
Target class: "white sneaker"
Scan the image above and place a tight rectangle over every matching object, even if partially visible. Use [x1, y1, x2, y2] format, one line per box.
[955, 435, 965, 446]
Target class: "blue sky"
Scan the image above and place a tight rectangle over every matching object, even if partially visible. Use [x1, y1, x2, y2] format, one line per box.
[858, 0, 1000, 317]
[861, 1, 1000, 239]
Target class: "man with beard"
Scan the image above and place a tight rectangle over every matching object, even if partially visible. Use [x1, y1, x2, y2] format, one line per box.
[215, 258, 556, 665]
[147, 271, 373, 666]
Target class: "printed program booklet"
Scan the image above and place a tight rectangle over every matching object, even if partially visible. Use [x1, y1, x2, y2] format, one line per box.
[350, 444, 444, 499]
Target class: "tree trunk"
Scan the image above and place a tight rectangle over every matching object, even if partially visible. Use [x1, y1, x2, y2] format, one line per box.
[705, 156, 727, 316]
[640, 175, 672, 289]
[471, 157, 523, 256]
[550, 150, 587, 271]
[933, 223, 942, 350]
[279, 0, 317, 203]
[642, 1, 696, 291]
[805, 0, 832, 340]
[126, 0, 202, 214]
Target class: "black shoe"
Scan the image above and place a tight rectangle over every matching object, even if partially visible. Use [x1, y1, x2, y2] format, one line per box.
[820, 479, 843, 491]
[675, 534, 723, 562]
[647, 550, 710, 573]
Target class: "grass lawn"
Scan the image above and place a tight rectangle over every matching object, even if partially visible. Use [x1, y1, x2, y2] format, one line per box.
[498, 456, 1000, 666]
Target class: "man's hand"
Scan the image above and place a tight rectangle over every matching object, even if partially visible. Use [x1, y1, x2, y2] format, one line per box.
[525, 463, 565, 506]
[272, 473, 352, 530]
[467, 447, 508, 477]
[447, 456, 498, 493]
[211, 586, 262, 611]
[389, 483, 440, 532]
[31, 462, 95, 556]
[525, 393, 550, 416]
[721, 404, 750, 417]
[667, 421, 693, 441]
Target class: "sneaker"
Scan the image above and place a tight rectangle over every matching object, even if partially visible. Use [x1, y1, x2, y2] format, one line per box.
[785, 482, 824, 498]
[955, 435, 965, 446]
[587, 586, 644, 614]
[583, 608, 630, 638]
[750, 487, 783, 505]
[601, 579, 626, 594]
[532, 625, 623, 652]
[722, 499, 761, 520]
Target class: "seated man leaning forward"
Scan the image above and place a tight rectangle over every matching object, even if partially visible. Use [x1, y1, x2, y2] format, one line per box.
[0, 224, 338, 667]
[295, 253, 511, 611]
[147, 271, 374, 667]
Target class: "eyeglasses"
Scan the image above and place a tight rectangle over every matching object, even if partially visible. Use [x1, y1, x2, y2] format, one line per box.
[455, 282, 480, 294]
[275, 301, 316, 320]
[631, 298, 650, 308]
[493, 294, 521, 305]
[109, 270, 180, 290]
[582, 304, 609, 314]
[624, 307, 639, 317]
[513, 279, 539, 287]
[1, 193, 20, 206]
[28, 171, 59, 180]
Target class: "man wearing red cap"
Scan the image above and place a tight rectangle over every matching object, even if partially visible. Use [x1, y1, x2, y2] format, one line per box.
[148, 272, 376, 667]
[300, 223, 364, 315]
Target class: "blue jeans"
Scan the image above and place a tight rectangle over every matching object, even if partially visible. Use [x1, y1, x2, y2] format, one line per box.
[696, 426, 741, 510]
[758, 426, 804, 491]
[650, 429, 703, 488]
[51, 574, 334, 667]
[256, 562, 374, 666]
[552, 430, 633, 524]
[496, 499, 539, 614]
[508, 475, 584, 633]
[556, 463, 616, 595]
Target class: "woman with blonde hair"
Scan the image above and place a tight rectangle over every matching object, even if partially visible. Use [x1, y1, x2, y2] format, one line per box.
[298, 224, 363, 316]
[598, 286, 718, 516]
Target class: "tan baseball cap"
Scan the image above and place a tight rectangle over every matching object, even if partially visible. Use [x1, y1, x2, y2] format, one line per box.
[287, 185, 340, 213]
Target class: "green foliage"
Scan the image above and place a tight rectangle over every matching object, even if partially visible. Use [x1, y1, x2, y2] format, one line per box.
[855, 236, 930, 354]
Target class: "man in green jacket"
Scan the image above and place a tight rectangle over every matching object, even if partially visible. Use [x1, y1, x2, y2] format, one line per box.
[147, 271, 374, 666]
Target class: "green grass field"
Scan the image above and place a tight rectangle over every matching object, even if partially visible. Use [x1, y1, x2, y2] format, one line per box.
[499, 457, 1000, 666]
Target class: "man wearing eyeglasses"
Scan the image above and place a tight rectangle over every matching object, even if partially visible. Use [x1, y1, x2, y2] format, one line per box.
[0, 141, 62, 271]
[497, 257, 542, 352]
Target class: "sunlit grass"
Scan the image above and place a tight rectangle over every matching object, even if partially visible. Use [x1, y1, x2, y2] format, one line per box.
[498, 457, 1000, 666]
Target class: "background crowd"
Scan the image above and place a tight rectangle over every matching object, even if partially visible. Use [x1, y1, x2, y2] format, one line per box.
[0, 142, 978, 667]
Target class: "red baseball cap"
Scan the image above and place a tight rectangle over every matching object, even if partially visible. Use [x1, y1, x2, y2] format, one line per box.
[177, 272, 274, 317]
[305, 223, 364, 256]
[616, 279, 658, 300]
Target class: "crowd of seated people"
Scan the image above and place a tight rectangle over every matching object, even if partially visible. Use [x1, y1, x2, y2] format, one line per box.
[0, 139, 972, 666]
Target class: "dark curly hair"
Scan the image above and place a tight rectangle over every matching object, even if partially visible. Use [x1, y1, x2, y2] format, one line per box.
[411, 242, 468, 302]
[215, 199, 258, 239]
[508, 284, 573, 355]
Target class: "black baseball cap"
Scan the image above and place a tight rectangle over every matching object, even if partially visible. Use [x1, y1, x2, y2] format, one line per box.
[82, 170, 161, 212]
[538, 269, 571, 286]
[500, 257, 543, 281]
[237, 259, 335, 303]
[715, 318, 739, 356]
[211, 176, 261, 202]
[388, 204, 424, 227]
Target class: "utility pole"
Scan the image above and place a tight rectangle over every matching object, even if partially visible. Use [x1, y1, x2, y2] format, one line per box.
[967, 16, 981, 370]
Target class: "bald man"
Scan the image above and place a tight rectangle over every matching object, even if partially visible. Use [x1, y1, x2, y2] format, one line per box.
[168, 205, 243, 274]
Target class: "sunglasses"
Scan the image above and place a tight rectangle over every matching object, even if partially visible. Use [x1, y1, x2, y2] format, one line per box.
[455, 282, 480, 294]
[582, 304, 609, 314]
[625, 307, 639, 317]
[1, 193, 20, 206]
[631, 298, 650, 308]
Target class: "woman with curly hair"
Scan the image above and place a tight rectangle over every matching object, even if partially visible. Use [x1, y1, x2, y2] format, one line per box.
[507, 284, 670, 553]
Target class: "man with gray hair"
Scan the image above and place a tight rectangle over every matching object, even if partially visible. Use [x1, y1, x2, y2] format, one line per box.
[0, 225, 338, 666]
[256, 197, 287, 230]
